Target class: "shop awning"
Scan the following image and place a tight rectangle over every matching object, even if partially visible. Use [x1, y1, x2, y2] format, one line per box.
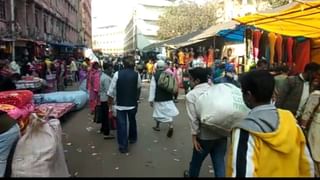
[217, 25, 247, 42]
[189, 21, 238, 41]
[234, 0, 320, 38]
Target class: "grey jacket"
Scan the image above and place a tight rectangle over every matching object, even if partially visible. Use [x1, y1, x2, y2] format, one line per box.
[276, 75, 309, 116]
[100, 72, 112, 102]
[233, 104, 279, 133]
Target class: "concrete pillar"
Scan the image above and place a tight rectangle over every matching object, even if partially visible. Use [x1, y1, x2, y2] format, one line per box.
[16, 0, 27, 37]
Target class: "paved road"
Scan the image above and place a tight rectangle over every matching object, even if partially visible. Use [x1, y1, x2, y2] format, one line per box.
[61, 82, 213, 177]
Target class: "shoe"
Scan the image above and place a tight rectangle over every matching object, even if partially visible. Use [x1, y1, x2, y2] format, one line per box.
[167, 128, 173, 138]
[152, 127, 160, 131]
[129, 140, 137, 144]
[103, 135, 115, 139]
[97, 130, 102, 134]
[183, 170, 190, 178]
[174, 99, 179, 103]
[119, 148, 129, 154]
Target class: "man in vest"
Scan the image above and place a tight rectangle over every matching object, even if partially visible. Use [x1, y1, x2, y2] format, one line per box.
[107, 56, 141, 154]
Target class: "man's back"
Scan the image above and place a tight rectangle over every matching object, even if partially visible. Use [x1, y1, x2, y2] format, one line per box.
[227, 108, 314, 177]
[116, 69, 138, 106]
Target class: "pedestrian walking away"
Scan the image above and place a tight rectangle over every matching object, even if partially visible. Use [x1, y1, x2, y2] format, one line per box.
[107, 56, 141, 154]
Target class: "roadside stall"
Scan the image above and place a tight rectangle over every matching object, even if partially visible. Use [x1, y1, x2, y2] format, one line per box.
[233, 0, 320, 74]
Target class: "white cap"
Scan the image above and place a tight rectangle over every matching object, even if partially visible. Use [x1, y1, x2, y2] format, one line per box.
[156, 60, 166, 70]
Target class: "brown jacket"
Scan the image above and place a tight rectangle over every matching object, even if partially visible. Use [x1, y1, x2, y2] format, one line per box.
[276, 75, 310, 116]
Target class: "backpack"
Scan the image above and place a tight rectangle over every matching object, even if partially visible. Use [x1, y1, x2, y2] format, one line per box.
[157, 71, 178, 94]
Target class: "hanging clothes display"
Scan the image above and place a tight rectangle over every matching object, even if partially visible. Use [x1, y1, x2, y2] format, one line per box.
[287, 37, 294, 67]
[275, 34, 283, 64]
[293, 39, 310, 74]
[258, 31, 269, 61]
[311, 38, 320, 64]
[268, 32, 277, 65]
[207, 47, 214, 67]
[245, 29, 253, 60]
[253, 30, 262, 61]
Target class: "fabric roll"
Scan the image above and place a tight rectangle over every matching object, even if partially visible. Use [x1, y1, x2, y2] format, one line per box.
[275, 34, 283, 64]
[268, 32, 277, 65]
[253, 30, 262, 61]
[259, 31, 269, 60]
[287, 37, 294, 67]
[293, 39, 310, 74]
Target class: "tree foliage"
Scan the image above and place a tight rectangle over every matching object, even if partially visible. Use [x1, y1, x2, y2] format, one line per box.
[157, 1, 220, 40]
[266, 0, 291, 8]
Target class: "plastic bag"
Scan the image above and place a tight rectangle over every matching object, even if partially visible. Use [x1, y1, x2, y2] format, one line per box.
[11, 113, 70, 177]
[195, 83, 249, 134]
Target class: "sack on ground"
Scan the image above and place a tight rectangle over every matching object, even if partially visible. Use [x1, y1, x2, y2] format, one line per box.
[157, 71, 178, 94]
[11, 115, 70, 177]
[195, 83, 249, 134]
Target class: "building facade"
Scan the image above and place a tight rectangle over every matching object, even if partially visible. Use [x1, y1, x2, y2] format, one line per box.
[92, 25, 125, 55]
[215, 0, 270, 23]
[124, 0, 174, 53]
[0, 0, 91, 60]
[80, 0, 92, 48]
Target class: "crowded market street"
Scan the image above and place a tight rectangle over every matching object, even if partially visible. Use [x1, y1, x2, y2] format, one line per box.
[61, 83, 212, 177]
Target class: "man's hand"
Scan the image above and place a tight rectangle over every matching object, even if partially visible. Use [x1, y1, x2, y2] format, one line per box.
[192, 135, 202, 152]
[149, 101, 154, 107]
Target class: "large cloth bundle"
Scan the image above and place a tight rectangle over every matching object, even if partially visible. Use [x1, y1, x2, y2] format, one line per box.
[40, 91, 88, 110]
[195, 83, 250, 134]
[11, 114, 70, 177]
[0, 104, 34, 134]
[0, 90, 33, 108]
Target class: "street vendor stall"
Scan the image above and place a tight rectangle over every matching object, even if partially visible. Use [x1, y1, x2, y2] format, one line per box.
[233, 0, 320, 73]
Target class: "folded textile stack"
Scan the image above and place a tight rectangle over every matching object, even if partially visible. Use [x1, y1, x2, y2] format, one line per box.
[0, 104, 34, 134]
[0, 90, 33, 108]
[35, 103, 75, 119]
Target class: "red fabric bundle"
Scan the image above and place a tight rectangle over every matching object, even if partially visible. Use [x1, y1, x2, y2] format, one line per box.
[0, 90, 33, 108]
[108, 111, 117, 130]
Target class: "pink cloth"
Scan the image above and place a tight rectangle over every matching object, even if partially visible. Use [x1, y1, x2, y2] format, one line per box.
[293, 39, 311, 74]
[253, 31, 262, 60]
[87, 69, 101, 113]
[8, 103, 35, 120]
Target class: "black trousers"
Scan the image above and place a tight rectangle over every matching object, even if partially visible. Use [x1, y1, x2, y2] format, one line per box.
[99, 101, 110, 136]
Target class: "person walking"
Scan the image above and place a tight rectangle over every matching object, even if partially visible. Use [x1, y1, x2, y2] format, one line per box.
[96, 63, 114, 139]
[107, 56, 141, 154]
[87, 62, 101, 115]
[149, 60, 179, 138]
[69, 57, 78, 83]
[183, 67, 227, 178]
[276, 62, 320, 117]
[300, 73, 320, 177]
[227, 70, 314, 177]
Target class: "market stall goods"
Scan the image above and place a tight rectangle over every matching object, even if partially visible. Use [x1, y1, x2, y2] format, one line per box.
[35, 103, 75, 119]
[0, 90, 33, 108]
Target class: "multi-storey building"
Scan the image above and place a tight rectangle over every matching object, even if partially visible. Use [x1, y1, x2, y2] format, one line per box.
[80, 0, 92, 48]
[124, 0, 174, 53]
[0, 0, 91, 60]
[92, 25, 125, 55]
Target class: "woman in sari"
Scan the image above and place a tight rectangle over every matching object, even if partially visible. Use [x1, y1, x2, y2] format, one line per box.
[87, 62, 101, 114]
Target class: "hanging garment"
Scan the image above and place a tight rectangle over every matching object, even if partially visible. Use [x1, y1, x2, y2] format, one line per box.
[259, 32, 269, 60]
[245, 29, 253, 59]
[287, 37, 294, 67]
[293, 39, 310, 74]
[253, 30, 262, 61]
[282, 37, 288, 63]
[275, 34, 283, 64]
[268, 32, 277, 65]
[207, 48, 214, 67]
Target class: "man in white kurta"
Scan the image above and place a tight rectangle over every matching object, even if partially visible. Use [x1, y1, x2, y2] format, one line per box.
[148, 60, 179, 138]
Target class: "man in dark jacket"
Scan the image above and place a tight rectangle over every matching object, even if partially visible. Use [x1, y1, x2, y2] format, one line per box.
[276, 62, 320, 117]
[107, 56, 141, 154]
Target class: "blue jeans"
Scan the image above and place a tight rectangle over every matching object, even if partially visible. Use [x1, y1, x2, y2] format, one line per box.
[0, 124, 20, 177]
[188, 138, 227, 177]
[116, 108, 137, 151]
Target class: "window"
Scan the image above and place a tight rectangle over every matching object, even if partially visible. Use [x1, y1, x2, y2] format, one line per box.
[35, 8, 40, 28]
[0, 0, 5, 19]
